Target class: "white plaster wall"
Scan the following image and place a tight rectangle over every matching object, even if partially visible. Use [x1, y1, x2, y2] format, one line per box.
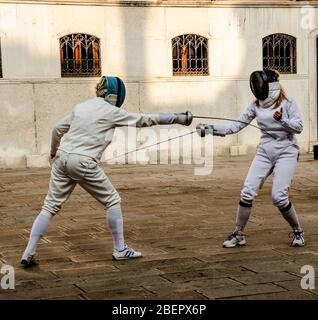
[0, 82, 35, 167]
[0, 3, 317, 167]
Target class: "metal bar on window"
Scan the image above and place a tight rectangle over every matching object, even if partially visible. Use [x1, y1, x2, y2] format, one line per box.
[263, 33, 296, 74]
[172, 34, 208, 76]
[60, 33, 101, 77]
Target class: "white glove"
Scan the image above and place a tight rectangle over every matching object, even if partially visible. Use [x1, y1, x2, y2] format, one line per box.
[196, 124, 227, 137]
[159, 111, 193, 126]
[213, 124, 227, 136]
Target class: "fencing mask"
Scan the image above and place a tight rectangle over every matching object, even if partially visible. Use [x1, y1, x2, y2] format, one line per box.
[96, 76, 126, 108]
[250, 70, 279, 100]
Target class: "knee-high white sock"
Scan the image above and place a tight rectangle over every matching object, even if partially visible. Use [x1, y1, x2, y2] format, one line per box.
[279, 202, 302, 232]
[21, 211, 52, 260]
[234, 200, 252, 233]
[107, 204, 125, 251]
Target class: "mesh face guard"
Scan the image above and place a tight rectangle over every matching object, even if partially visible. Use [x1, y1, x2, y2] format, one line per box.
[250, 70, 279, 101]
[250, 71, 269, 100]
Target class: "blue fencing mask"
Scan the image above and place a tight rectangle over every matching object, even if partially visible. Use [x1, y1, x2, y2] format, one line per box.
[96, 76, 126, 108]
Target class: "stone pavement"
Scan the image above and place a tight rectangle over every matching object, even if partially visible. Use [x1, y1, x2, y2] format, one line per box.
[0, 154, 318, 300]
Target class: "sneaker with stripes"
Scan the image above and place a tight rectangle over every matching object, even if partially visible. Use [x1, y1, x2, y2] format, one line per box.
[223, 231, 246, 248]
[290, 231, 305, 247]
[112, 244, 142, 261]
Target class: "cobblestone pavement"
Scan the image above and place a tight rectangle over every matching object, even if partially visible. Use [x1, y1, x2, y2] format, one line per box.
[0, 154, 317, 300]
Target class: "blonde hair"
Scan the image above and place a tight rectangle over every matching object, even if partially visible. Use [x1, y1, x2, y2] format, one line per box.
[272, 87, 288, 109]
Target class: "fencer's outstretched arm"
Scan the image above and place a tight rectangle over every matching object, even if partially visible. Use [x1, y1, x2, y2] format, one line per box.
[196, 105, 256, 137]
[50, 113, 74, 156]
[111, 107, 192, 127]
[280, 98, 303, 134]
[212, 104, 256, 136]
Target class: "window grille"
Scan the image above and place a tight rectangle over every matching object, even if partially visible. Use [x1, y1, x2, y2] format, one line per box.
[60, 33, 101, 77]
[263, 33, 296, 74]
[172, 34, 208, 76]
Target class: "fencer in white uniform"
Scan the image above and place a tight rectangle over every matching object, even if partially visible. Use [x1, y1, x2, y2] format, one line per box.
[197, 70, 304, 248]
[21, 76, 193, 267]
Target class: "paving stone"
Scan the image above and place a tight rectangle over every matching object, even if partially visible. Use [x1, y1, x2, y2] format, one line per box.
[50, 264, 118, 277]
[227, 290, 318, 300]
[83, 288, 154, 300]
[76, 275, 170, 293]
[274, 279, 318, 296]
[143, 277, 241, 294]
[161, 267, 254, 283]
[230, 271, 299, 285]
[0, 285, 82, 300]
[46, 294, 86, 300]
[150, 291, 208, 300]
[198, 283, 286, 299]
[240, 260, 303, 274]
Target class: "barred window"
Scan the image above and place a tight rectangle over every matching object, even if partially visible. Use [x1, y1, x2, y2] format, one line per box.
[263, 33, 297, 74]
[172, 34, 208, 76]
[60, 33, 101, 77]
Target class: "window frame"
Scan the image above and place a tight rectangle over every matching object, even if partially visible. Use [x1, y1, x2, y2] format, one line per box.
[59, 33, 101, 78]
[262, 33, 297, 74]
[171, 34, 209, 77]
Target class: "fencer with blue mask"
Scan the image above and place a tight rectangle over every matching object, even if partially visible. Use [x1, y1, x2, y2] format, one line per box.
[197, 70, 304, 248]
[21, 76, 193, 267]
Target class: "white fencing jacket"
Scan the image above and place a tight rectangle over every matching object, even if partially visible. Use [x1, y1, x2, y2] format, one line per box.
[51, 97, 175, 161]
[215, 96, 303, 148]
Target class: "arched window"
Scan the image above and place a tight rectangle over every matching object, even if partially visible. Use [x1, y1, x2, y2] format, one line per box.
[60, 33, 101, 77]
[172, 34, 208, 76]
[263, 33, 296, 74]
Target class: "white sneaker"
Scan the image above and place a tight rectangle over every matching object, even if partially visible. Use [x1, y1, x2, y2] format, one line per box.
[223, 232, 246, 248]
[112, 244, 142, 261]
[291, 231, 305, 247]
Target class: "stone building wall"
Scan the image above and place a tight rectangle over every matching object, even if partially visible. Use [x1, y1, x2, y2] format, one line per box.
[0, 1, 317, 167]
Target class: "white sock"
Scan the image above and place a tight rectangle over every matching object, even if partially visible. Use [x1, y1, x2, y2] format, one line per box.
[21, 211, 52, 261]
[107, 204, 125, 251]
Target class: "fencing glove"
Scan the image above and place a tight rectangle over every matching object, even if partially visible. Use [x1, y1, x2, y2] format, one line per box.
[159, 111, 193, 126]
[196, 123, 227, 137]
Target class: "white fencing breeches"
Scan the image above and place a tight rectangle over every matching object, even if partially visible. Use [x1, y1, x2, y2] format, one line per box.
[241, 144, 298, 208]
[42, 151, 121, 215]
